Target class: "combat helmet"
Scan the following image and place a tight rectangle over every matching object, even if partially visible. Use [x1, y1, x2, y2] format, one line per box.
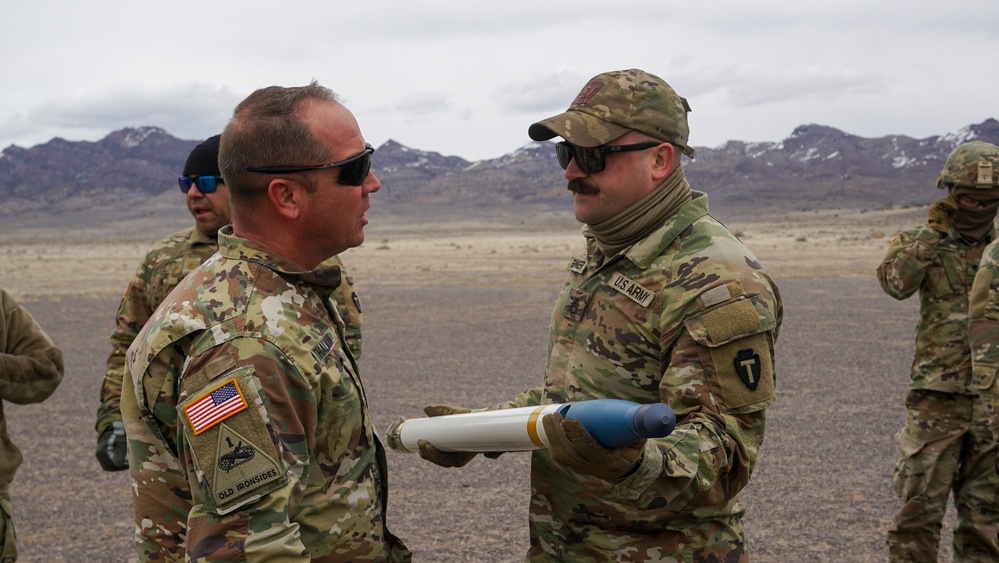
[936, 141, 999, 190]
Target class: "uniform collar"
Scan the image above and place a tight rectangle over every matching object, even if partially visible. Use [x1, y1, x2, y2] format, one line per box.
[188, 226, 218, 247]
[217, 225, 342, 289]
[620, 191, 710, 269]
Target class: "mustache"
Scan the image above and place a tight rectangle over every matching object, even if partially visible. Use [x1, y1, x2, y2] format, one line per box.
[567, 179, 598, 194]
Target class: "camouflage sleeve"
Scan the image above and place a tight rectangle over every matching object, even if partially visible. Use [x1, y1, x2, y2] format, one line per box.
[497, 387, 544, 410]
[333, 268, 363, 361]
[121, 350, 190, 562]
[176, 340, 318, 561]
[614, 291, 778, 510]
[0, 289, 64, 404]
[877, 227, 939, 300]
[969, 241, 999, 437]
[96, 271, 156, 434]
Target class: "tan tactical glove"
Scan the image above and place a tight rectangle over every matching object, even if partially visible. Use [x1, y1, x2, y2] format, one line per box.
[416, 404, 505, 467]
[928, 198, 959, 234]
[542, 412, 645, 480]
[417, 404, 478, 468]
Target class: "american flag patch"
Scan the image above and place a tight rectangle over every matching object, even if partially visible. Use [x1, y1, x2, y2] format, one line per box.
[184, 379, 248, 435]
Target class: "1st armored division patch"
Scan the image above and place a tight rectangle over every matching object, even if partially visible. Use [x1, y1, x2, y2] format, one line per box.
[210, 423, 282, 513]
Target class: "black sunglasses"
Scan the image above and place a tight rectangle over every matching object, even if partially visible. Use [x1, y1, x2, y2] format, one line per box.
[555, 141, 662, 174]
[178, 175, 223, 194]
[246, 144, 374, 186]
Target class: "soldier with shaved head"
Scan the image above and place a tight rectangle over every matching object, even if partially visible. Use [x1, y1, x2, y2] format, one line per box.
[121, 81, 409, 562]
[95, 135, 363, 476]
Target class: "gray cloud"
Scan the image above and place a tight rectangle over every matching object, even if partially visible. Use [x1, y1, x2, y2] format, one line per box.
[493, 69, 591, 114]
[2, 0, 997, 161]
[394, 93, 451, 116]
[1, 83, 239, 145]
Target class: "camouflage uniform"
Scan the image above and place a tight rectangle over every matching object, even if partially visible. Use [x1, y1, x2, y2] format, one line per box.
[0, 288, 64, 562]
[120, 226, 404, 562]
[97, 227, 363, 438]
[878, 221, 999, 561]
[966, 147, 999, 563]
[971, 240, 999, 436]
[499, 191, 782, 561]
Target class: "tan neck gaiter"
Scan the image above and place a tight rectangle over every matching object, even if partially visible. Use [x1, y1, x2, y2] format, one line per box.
[586, 167, 692, 256]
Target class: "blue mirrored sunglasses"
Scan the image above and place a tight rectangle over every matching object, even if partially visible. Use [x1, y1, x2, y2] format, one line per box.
[178, 175, 223, 193]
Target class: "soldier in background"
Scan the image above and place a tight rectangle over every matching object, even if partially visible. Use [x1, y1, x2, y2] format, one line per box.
[95, 135, 363, 472]
[417, 69, 783, 561]
[878, 141, 999, 562]
[121, 81, 408, 561]
[0, 287, 64, 562]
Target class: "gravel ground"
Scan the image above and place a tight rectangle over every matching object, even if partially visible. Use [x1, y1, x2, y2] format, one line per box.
[5, 276, 954, 562]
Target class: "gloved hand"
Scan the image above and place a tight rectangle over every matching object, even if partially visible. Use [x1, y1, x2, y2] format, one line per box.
[417, 404, 478, 468]
[96, 421, 128, 471]
[542, 412, 645, 480]
[417, 404, 504, 467]
[928, 198, 959, 234]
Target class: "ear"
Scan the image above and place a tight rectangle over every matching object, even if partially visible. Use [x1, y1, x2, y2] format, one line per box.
[267, 178, 304, 220]
[650, 142, 676, 182]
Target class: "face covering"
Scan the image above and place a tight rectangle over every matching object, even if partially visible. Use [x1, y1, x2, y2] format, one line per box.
[951, 186, 999, 241]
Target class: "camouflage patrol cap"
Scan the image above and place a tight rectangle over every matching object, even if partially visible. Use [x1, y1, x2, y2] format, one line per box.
[936, 141, 999, 190]
[528, 69, 695, 158]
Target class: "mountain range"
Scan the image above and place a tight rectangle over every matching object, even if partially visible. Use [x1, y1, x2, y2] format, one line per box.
[2, 118, 998, 222]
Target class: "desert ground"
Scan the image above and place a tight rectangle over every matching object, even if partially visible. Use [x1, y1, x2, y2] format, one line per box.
[0, 204, 960, 562]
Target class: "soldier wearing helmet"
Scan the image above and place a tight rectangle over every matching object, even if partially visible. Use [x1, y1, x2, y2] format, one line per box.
[931, 141, 999, 239]
[878, 141, 999, 562]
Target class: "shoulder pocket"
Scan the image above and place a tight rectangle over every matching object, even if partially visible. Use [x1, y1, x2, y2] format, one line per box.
[970, 317, 999, 390]
[684, 296, 776, 413]
[180, 365, 287, 515]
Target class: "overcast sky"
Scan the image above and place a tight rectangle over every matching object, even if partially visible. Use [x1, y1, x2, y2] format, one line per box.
[3, 1, 998, 162]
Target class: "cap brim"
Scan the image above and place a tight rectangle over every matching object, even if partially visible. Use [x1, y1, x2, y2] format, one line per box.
[527, 111, 630, 148]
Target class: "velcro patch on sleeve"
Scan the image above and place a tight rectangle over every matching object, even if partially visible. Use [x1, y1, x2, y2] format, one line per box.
[181, 366, 287, 515]
[184, 379, 248, 435]
[711, 334, 775, 413]
[698, 281, 745, 309]
[209, 423, 283, 513]
[701, 299, 762, 345]
[684, 297, 776, 413]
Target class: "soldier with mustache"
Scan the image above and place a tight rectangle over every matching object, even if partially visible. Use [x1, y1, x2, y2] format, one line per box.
[418, 69, 783, 562]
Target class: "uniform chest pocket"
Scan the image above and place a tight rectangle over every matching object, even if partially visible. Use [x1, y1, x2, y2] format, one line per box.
[313, 361, 366, 483]
[925, 245, 967, 297]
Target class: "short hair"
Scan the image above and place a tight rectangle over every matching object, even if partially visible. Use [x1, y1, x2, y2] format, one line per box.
[219, 80, 343, 204]
[630, 130, 683, 168]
